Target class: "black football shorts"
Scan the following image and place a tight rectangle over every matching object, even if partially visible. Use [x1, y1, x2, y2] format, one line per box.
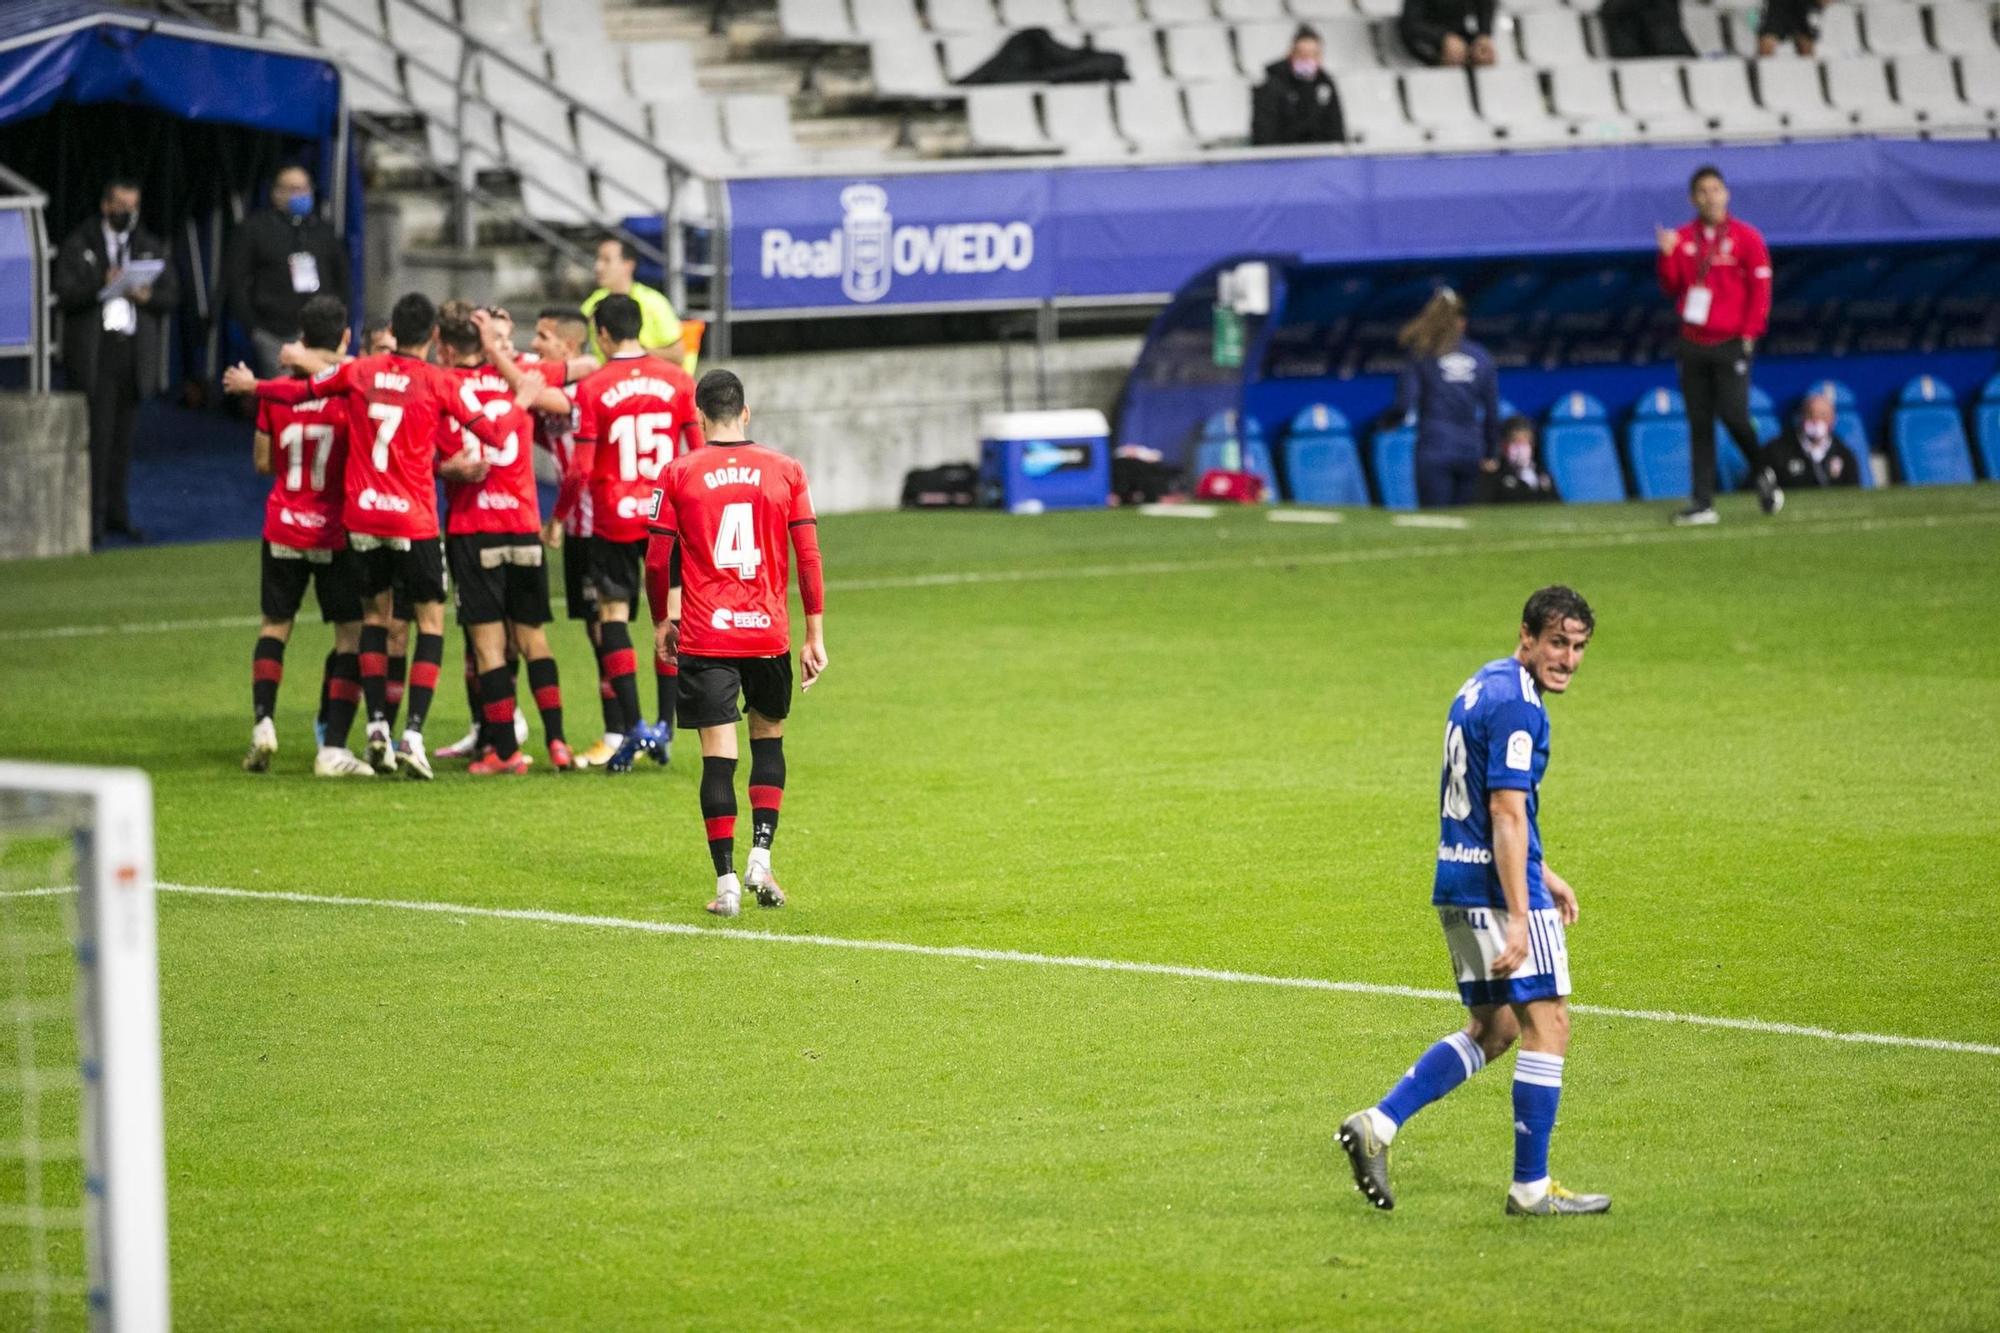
[676, 653, 792, 730]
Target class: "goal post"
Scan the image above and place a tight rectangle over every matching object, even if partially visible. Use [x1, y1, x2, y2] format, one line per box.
[0, 762, 168, 1332]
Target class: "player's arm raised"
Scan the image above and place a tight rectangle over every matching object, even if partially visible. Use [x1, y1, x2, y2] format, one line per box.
[474, 309, 574, 415]
[1488, 788, 1532, 977]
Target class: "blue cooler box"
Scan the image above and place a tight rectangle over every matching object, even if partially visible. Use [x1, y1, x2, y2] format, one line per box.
[979, 410, 1112, 513]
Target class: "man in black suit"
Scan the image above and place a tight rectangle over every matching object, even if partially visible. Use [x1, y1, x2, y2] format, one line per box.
[1760, 390, 1861, 489]
[53, 177, 178, 544]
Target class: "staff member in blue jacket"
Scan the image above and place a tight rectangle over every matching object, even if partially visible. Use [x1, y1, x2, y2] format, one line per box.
[1384, 289, 1502, 508]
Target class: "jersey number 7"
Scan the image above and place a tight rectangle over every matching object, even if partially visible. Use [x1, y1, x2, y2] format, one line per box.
[367, 402, 404, 471]
[714, 502, 762, 581]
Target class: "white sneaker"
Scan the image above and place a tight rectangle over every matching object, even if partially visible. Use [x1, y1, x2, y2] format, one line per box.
[364, 721, 397, 774]
[744, 856, 785, 909]
[435, 726, 481, 760]
[242, 717, 278, 773]
[706, 873, 741, 918]
[398, 729, 434, 781]
[313, 746, 375, 778]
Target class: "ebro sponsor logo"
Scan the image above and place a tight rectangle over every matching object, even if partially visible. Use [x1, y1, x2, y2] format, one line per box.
[616, 495, 646, 519]
[1436, 842, 1494, 865]
[710, 607, 774, 631]
[758, 183, 1035, 304]
[476, 492, 522, 511]
[356, 487, 412, 513]
[279, 508, 328, 529]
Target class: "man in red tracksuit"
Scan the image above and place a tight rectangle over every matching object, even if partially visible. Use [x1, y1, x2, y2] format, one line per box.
[1656, 165, 1781, 525]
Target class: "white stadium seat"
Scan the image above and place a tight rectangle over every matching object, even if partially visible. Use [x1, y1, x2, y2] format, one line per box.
[1313, 15, 1384, 71]
[1615, 59, 1711, 137]
[1218, 0, 1287, 18]
[1550, 64, 1640, 139]
[1072, 0, 1145, 26]
[313, 0, 407, 114]
[1812, 3, 1865, 54]
[1860, 3, 1931, 53]
[1685, 58, 1787, 134]
[999, 0, 1072, 27]
[1887, 51, 1973, 123]
[1956, 48, 2000, 118]
[1335, 69, 1412, 137]
[1519, 10, 1592, 66]
[1824, 54, 1924, 128]
[583, 113, 673, 214]
[241, 0, 311, 42]
[852, 0, 924, 39]
[778, 0, 856, 42]
[1426, 120, 1502, 148]
[462, 0, 536, 44]
[1754, 59, 1853, 132]
[405, 58, 503, 164]
[1090, 25, 1168, 80]
[384, 1, 463, 83]
[1164, 24, 1244, 80]
[965, 86, 1059, 150]
[721, 93, 809, 167]
[1235, 20, 1296, 75]
[1721, 7, 1765, 55]
[1183, 78, 1253, 143]
[1115, 80, 1200, 150]
[506, 122, 599, 225]
[1682, 6, 1730, 58]
[1351, 0, 1403, 18]
[1287, 0, 1359, 15]
[929, 0, 1004, 34]
[871, 33, 952, 96]
[1474, 65, 1561, 138]
[1400, 67, 1479, 133]
[1351, 118, 1427, 149]
[1042, 83, 1133, 152]
[626, 40, 700, 99]
[539, 0, 610, 45]
[480, 50, 575, 136]
[1145, 0, 1218, 22]
[648, 97, 733, 173]
[1928, 1, 2000, 55]
[942, 32, 1006, 78]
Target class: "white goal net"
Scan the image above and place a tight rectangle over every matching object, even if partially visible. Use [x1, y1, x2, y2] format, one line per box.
[0, 764, 167, 1332]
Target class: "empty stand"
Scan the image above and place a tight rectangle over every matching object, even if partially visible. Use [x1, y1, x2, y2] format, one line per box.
[1825, 55, 1923, 131]
[1684, 59, 1785, 135]
[1370, 424, 1419, 509]
[1184, 79, 1253, 144]
[721, 92, 808, 168]
[1550, 64, 1639, 139]
[1542, 393, 1626, 502]
[1043, 83, 1132, 153]
[1625, 386, 1694, 500]
[1616, 60, 1710, 138]
[966, 86, 1058, 152]
[1115, 81, 1199, 151]
[1754, 60, 1853, 133]
[1284, 405, 1370, 505]
[1891, 376, 1977, 484]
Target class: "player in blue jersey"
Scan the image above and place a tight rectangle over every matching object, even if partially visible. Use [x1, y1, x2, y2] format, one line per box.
[1338, 586, 1610, 1216]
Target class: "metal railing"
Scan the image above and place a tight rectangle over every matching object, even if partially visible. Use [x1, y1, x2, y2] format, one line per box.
[188, 0, 723, 317]
[0, 164, 52, 392]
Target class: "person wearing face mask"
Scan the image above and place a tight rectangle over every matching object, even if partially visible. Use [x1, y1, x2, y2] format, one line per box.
[1760, 391, 1860, 491]
[1485, 416, 1560, 504]
[225, 164, 351, 378]
[1251, 26, 1346, 147]
[53, 175, 179, 545]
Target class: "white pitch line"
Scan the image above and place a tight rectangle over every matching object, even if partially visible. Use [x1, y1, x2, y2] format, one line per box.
[6, 507, 2000, 642]
[114, 881, 1999, 1060]
[1268, 509, 1345, 525]
[1391, 514, 1471, 530]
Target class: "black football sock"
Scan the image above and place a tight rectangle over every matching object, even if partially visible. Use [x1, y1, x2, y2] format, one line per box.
[317, 649, 336, 730]
[404, 632, 444, 734]
[478, 667, 519, 759]
[599, 621, 641, 735]
[527, 656, 564, 746]
[252, 635, 286, 722]
[748, 736, 785, 851]
[323, 652, 361, 750]
[358, 625, 389, 725]
[384, 650, 409, 730]
[700, 755, 738, 877]
[461, 636, 481, 729]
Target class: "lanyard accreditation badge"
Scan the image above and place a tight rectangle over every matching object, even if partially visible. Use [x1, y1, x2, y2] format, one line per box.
[1682, 227, 1722, 327]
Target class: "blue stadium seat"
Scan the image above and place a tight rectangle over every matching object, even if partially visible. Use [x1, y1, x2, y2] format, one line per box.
[1371, 425, 1418, 510]
[1542, 393, 1626, 504]
[1891, 376, 1976, 486]
[1194, 410, 1278, 501]
[1625, 387, 1692, 501]
[1974, 375, 2000, 481]
[1805, 378, 1875, 488]
[1282, 405, 1369, 506]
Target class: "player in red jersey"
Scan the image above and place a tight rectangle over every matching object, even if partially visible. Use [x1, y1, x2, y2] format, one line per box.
[241, 294, 372, 779]
[432, 304, 571, 774]
[562, 294, 703, 774]
[226, 291, 509, 779]
[643, 369, 826, 917]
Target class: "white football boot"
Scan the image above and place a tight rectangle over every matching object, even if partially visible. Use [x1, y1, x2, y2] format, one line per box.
[398, 729, 434, 781]
[434, 726, 482, 761]
[242, 717, 278, 773]
[364, 721, 397, 774]
[744, 851, 785, 908]
[313, 747, 375, 778]
[706, 873, 741, 918]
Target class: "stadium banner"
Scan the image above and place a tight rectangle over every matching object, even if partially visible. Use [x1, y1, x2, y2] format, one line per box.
[720, 139, 2000, 314]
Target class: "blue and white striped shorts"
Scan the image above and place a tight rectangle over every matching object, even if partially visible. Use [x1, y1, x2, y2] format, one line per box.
[1437, 904, 1571, 1007]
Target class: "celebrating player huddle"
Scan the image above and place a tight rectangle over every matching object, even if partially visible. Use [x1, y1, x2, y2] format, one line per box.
[223, 287, 829, 913]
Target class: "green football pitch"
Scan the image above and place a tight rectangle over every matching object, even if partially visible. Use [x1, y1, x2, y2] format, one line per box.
[3, 485, 1998, 1329]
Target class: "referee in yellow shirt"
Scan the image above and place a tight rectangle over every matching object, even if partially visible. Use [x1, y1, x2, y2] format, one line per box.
[581, 236, 683, 363]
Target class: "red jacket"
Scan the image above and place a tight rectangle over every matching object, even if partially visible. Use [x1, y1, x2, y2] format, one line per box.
[1656, 215, 1772, 345]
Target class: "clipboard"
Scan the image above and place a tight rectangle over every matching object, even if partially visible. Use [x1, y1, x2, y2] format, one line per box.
[100, 259, 165, 300]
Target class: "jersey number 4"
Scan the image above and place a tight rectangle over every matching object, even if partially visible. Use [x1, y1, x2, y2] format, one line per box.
[279, 422, 335, 492]
[713, 502, 762, 581]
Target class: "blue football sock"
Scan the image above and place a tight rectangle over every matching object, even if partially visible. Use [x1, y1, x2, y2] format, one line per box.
[1512, 1050, 1565, 1184]
[1378, 1030, 1486, 1129]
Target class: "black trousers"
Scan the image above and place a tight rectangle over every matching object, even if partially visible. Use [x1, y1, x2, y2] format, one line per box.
[86, 332, 140, 538]
[1416, 454, 1485, 508]
[1675, 336, 1760, 508]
